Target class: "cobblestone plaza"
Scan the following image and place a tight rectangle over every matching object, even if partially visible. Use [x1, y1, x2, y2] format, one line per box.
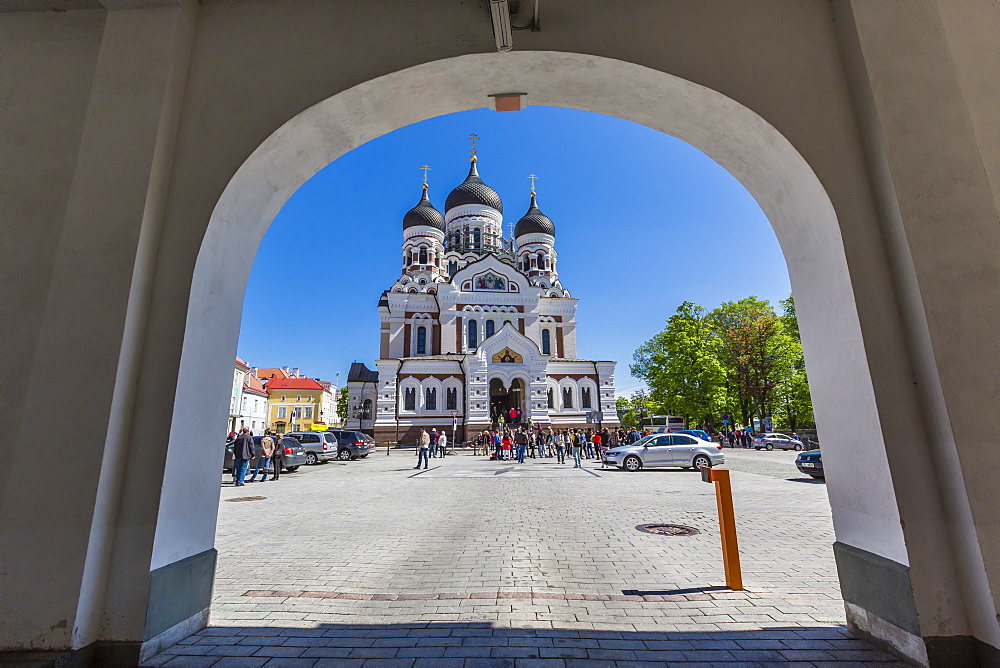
[145, 450, 903, 665]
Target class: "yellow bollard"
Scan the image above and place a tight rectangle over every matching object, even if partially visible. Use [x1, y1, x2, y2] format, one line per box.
[702, 467, 743, 590]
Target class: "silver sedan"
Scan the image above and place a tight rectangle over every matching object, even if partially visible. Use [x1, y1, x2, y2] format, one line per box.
[604, 434, 726, 471]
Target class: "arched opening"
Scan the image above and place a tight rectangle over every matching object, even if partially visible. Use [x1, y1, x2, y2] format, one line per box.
[154, 51, 926, 663]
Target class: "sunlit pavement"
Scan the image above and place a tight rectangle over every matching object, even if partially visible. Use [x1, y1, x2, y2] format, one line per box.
[145, 449, 903, 665]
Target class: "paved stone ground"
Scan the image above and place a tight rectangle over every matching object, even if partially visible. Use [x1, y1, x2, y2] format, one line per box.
[146, 449, 903, 666]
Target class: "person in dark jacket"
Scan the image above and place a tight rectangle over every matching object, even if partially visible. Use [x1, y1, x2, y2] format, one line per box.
[232, 428, 254, 486]
[269, 433, 283, 481]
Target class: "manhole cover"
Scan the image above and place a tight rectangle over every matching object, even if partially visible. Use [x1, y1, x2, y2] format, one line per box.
[636, 523, 700, 536]
[226, 496, 266, 502]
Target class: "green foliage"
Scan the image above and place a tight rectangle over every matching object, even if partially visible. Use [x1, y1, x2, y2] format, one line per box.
[615, 391, 663, 428]
[629, 295, 814, 431]
[337, 386, 350, 425]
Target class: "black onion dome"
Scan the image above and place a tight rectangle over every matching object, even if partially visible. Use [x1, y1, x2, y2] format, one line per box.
[445, 158, 503, 213]
[514, 193, 555, 237]
[402, 186, 445, 230]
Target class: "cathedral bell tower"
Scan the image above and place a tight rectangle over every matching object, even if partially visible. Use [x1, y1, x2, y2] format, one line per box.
[401, 170, 445, 279]
[514, 188, 558, 289]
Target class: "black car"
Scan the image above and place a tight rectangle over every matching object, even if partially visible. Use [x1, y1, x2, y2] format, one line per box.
[327, 430, 376, 459]
[224, 435, 307, 472]
[795, 450, 824, 478]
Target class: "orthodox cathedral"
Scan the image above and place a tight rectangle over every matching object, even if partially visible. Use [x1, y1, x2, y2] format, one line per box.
[347, 150, 619, 443]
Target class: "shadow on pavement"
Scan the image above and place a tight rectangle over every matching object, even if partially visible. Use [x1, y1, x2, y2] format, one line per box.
[145, 621, 906, 666]
[786, 477, 826, 484]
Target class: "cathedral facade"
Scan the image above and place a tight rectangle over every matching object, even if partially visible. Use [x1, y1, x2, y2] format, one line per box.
[347, 155, 619, 443]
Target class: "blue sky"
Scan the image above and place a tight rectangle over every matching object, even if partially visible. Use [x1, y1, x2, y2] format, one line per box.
[238, 106, 790, 395]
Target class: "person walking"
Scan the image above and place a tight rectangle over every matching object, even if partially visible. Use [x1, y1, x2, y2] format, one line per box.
[571, 431, 583, 468]
[269, 432, 283, 481]
[247, 432, 275, 483]
[438, 431, 448, 457]
[502, 432, 513, 460]
[555, 430, 567, 464]
[430, 428, 439, 458]
[493, 430, 503, 459]
[415, 428, 430, 469]
[232, 427, 254, 486]
[528, 432, 537, 459]
[515, 429, 528, 464]
[592, 430, 602, 461]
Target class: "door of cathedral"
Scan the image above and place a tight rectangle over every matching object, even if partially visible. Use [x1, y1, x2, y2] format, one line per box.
[489, 378, 510, 424]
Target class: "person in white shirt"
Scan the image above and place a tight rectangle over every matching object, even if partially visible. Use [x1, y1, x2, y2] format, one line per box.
[438, 432, 448, 457]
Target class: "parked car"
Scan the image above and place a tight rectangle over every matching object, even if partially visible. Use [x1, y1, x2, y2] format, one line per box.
[796, 449, 824, 478]
[326, 430, 377, 459]
[674, 429, 711, 441]
[285, 431, 340, 464]
[603, 434, 725, 472]
[223, 435, 306, 472]
[753, 432, 804, 451]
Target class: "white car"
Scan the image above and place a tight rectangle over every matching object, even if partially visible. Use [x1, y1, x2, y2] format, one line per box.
[603, 434, 725, 471]
[753, 432, 804, 451]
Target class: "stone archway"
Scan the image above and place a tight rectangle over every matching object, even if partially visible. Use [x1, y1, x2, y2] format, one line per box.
[153, 51, 993, 664]
[5, 4, 997, 662]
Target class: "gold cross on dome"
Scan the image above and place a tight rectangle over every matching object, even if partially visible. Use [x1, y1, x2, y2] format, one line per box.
[467, 133, 480, 156]
[420, 165, 432, 185]
[527, 173, 538, 194]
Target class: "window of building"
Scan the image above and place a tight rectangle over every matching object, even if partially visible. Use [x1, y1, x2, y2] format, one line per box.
[307, 395, 313, 402]
[425, 387, 437, 411]
[562, 387, 574, 409]
[296, 395, 301, 401]
[473, 228, 481, 248]
[582, 387, 592, 409]
[468, 319, 478, 350]
[404, 388, 416, 411]
[419, 248, 427, 264]
[277, 406, 287, 418]
[485, 320, 495, 338]
[538, 252, 545, 269]
[304, 406, 313, 418]
[281, 395, 286, 401]
[416, 326, 427, 355]
[448, 261, 458, 276]
[446, 387, 457, 411]
[361, 399, 373, 420]
[541, 329, 551, 355]
[547, 388, 554, 409]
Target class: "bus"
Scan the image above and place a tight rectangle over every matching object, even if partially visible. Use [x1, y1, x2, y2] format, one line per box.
[640, 415, 686, 433]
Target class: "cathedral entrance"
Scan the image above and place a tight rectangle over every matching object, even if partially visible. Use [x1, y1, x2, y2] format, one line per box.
[489, 378, 526, 425]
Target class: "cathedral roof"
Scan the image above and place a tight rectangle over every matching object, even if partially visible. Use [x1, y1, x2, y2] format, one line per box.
[514, 193, 555, 237]
[445, 158, 503, 213]
[402, 186, 445, 230]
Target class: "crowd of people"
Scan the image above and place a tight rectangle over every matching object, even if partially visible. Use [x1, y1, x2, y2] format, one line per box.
[228, 427, 285, 486]
[471, 425, 646, 468]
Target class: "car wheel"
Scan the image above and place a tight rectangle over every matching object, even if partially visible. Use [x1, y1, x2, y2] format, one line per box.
[793, 443, 802, 451]
[284, 466, 299, 472]
[337, 449, 352, 461]
[693, 454, 711, 469]
[765, 443, 774, 451]
[754, 447, 762, 451]
[305, 452, 318, 465]
[623, 455, 642, 472]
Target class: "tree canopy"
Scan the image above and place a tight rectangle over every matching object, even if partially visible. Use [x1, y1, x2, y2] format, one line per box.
[629, 295, 813, 432]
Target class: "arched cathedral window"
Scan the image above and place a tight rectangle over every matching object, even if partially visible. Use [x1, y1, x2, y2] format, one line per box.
[404, 388, 416, 411]
[446, 387, 457, 411]
[582, 387, 592, 409]
[537, 252, 546, 269]
[425, 387, 436, 411]
[485, 320, 495, 338]
[468, 320, 478, 350]
[547, 388, 554, 409]
[541, 329, 551, 355]
[562, 387, 573, 409]
[419, 248, 427, 264]
[416, 326, 427, 355]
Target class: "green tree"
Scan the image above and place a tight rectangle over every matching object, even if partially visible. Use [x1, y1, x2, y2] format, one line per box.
[631, 302, 729, 429]
[774, 295, 814, 431]
[337, 386, 350, 426]
[707, 297, 795, 428]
